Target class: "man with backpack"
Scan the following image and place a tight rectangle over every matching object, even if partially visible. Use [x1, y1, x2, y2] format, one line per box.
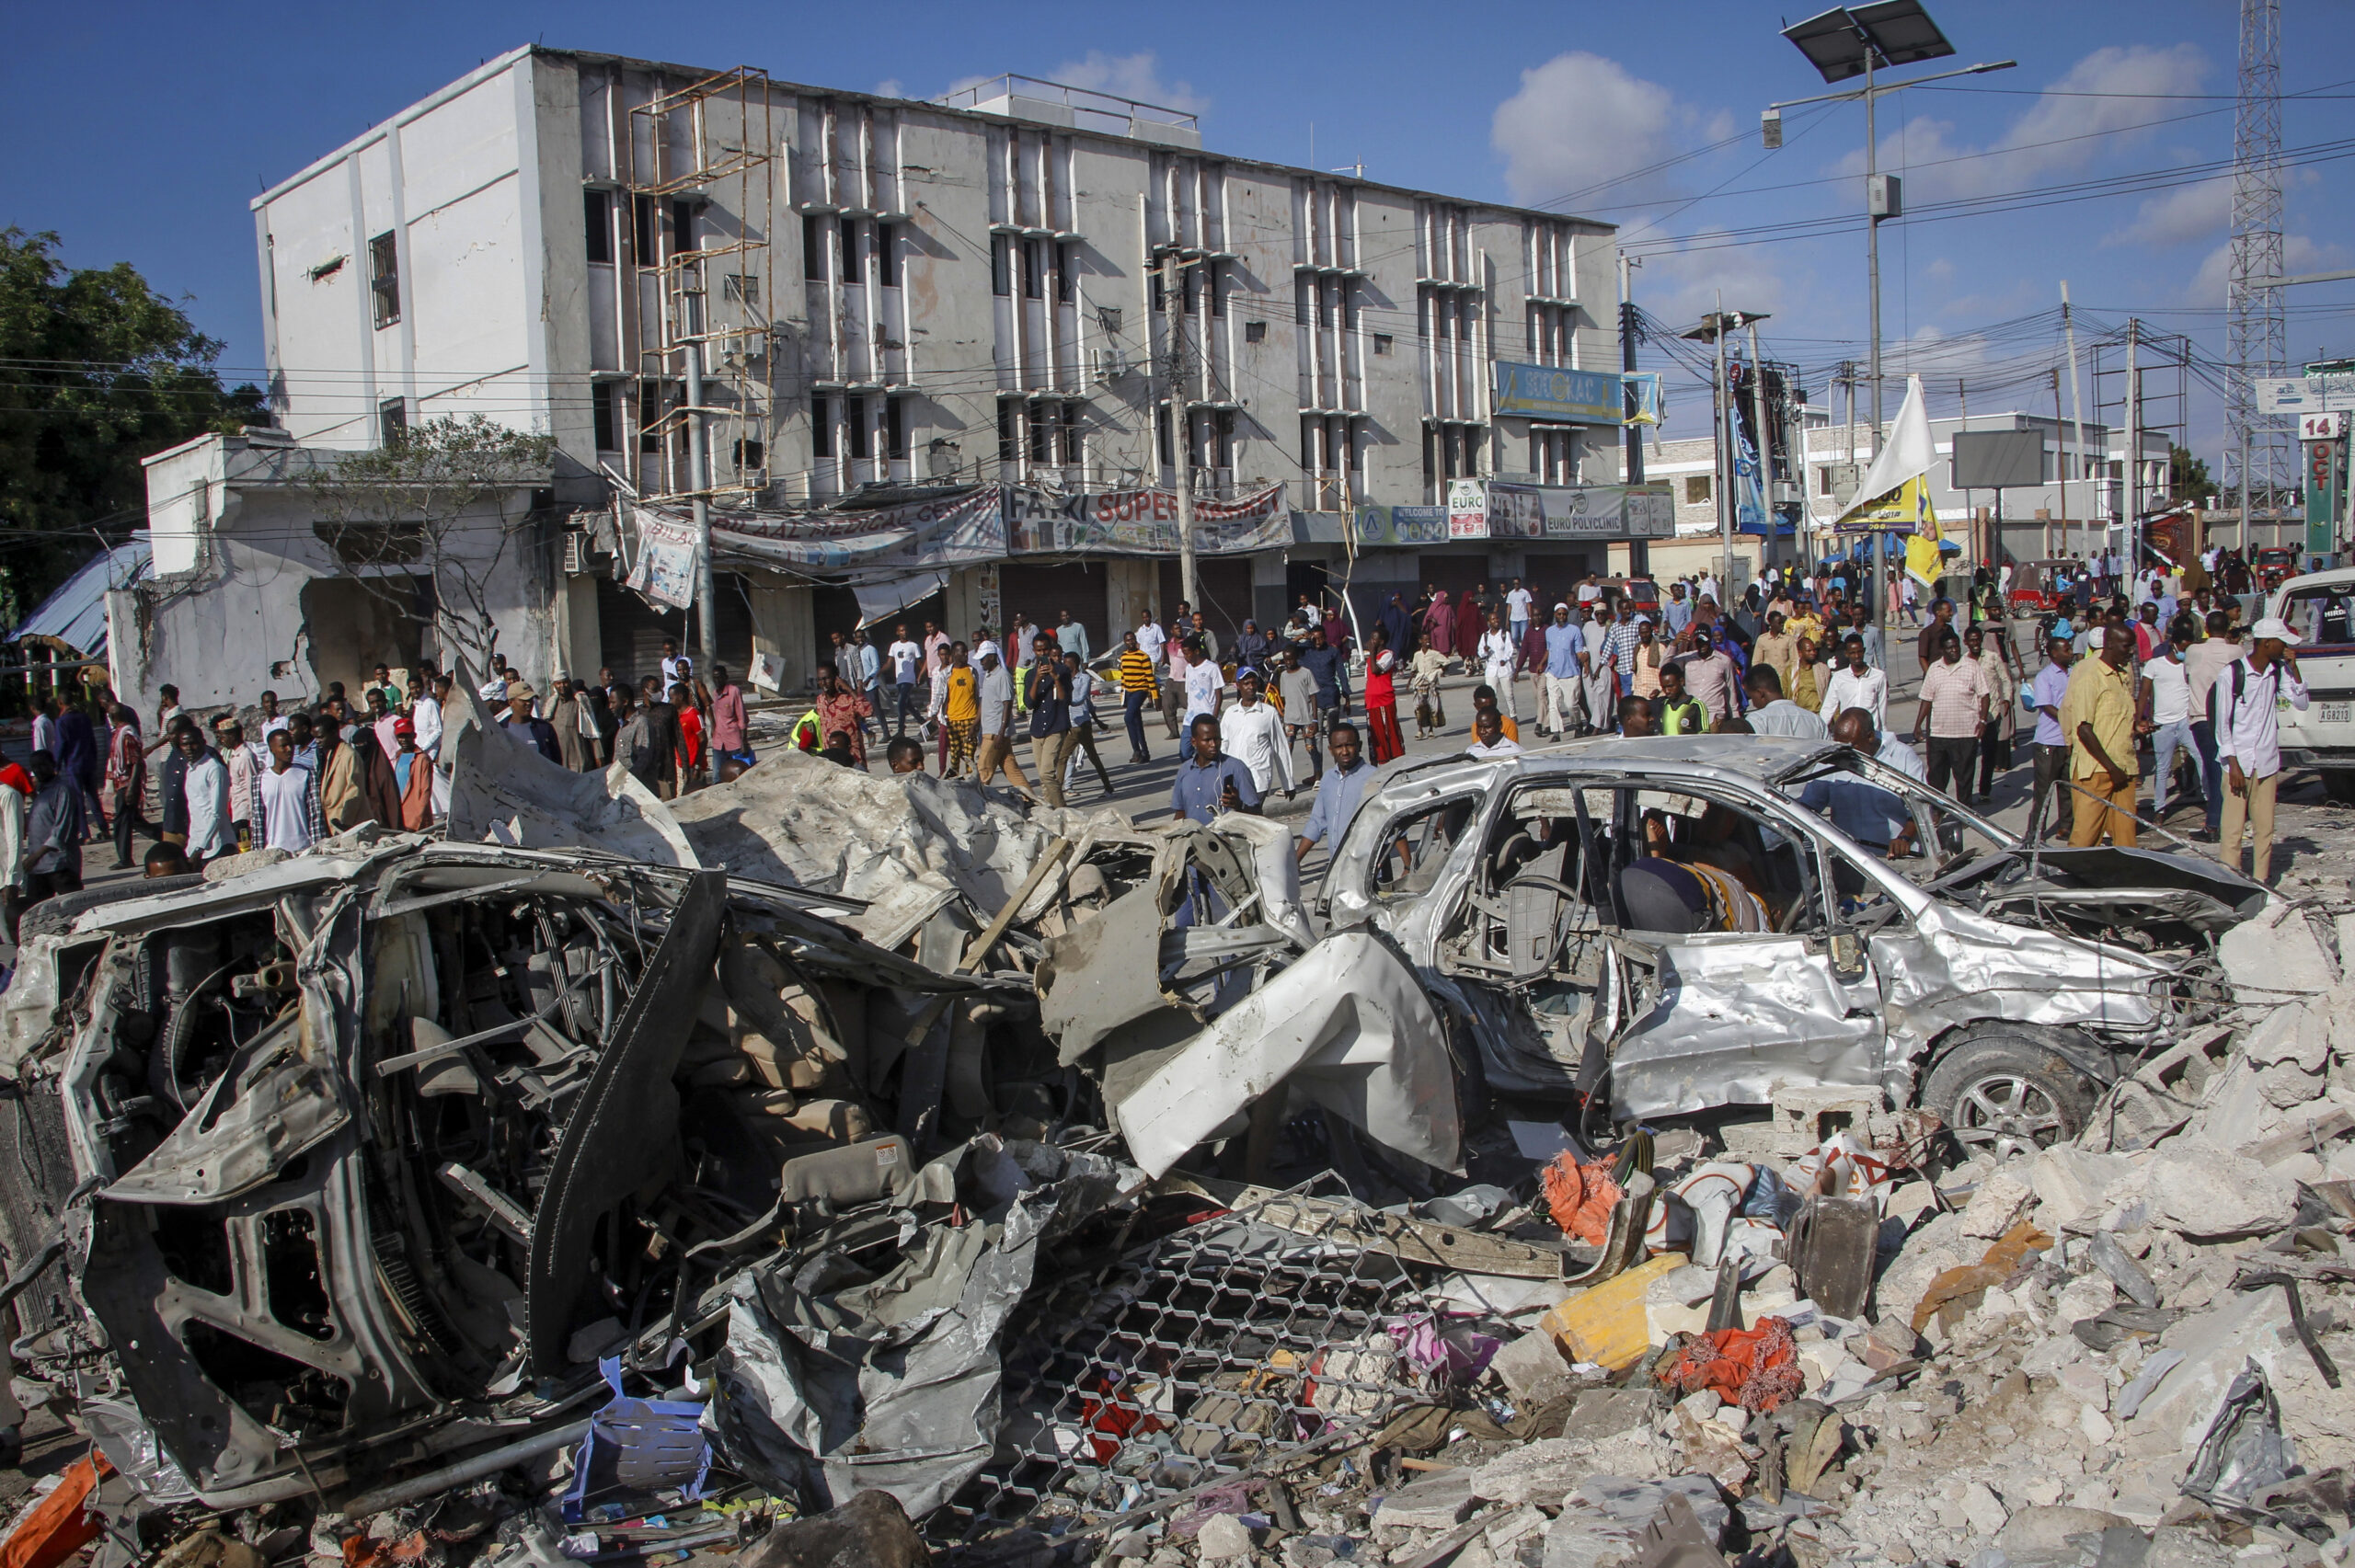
[2211, 616, 2310, 883]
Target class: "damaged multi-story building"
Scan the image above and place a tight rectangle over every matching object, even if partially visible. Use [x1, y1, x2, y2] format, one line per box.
[109, 47, 1666, 713]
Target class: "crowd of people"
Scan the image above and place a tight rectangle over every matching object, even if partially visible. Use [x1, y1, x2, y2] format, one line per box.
[0, 643, 775, 938]
[0, 540, 2309, 944]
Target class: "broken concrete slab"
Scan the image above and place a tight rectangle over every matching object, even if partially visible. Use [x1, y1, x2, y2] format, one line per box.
[2029, 1146, 2142, 1234]
[1488, 1329, 1570, 1402]
[1541, 1474, 1728, 1568]
[1960, 1163, 2037, 1239]
[1995, 1505, 2130, 1556]
[2143, 1138, 2297, 1240]
[2218, 899, 2336, 997]
[2239, 1000, 2331, 1071]
[1468, 1437, 1606, 1505]
[1373, 1469, 1479, 1529]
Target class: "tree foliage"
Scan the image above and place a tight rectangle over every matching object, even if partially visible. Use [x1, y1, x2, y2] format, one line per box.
[2167, 444, 2214, 502]
[307, 414, 556, 674]
[0, 228, 266, 618]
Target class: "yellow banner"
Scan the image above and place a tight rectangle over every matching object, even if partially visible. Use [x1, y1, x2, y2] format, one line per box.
[1903, 532, 1944, 588]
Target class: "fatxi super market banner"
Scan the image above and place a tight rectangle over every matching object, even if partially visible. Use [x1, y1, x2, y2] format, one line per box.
[1005, 481, 1290, 555]
[645, 487, 1007, 574]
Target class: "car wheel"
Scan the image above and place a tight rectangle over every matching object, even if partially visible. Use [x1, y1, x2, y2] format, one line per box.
[2323, 771, 2355, 806]
[1920, 1029, 2097, 1161]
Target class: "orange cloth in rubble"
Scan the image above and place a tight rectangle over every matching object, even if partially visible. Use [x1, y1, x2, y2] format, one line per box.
[1658, 1317, 1805, 1413]
[1541, 1152, 1624, 1246]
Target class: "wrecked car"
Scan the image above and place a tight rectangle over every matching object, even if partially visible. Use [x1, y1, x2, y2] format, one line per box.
[1318, 736, 2262, 1154]
[0, 831, 1112, 1516]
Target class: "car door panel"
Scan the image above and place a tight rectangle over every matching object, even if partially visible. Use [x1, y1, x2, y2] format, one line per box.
[1609, 932, 1886, 1121]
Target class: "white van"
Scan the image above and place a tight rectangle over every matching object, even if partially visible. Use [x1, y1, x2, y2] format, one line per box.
[2265, 565, 2355, 802]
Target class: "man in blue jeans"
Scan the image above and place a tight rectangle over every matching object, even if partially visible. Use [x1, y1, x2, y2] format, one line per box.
[2183, 610, 2241, 841]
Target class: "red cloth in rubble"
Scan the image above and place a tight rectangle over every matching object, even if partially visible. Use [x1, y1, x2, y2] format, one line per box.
[1540, 1152, 1624, 1246]
[1657, 1316, 1805, 1413]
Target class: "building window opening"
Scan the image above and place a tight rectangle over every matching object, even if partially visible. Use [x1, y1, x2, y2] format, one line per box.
[368, 232, 400, 328]
[584, 190, 614, 265]
[810, 393, 833, 459]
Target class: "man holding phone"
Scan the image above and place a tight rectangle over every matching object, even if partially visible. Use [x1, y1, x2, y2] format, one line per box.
[1169, 715, 1260, 824]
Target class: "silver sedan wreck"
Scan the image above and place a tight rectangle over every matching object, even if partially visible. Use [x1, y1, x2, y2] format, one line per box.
[1317, 736, 2262, 1155]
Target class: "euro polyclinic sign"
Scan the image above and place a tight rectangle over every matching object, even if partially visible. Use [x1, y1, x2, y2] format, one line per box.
[1004, 482, 1290, 555]
[1448, 483, 1679, 541]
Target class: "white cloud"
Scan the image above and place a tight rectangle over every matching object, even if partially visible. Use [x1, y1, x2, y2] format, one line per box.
[1835, 44, 2210, 203]
[2188, 233, 2352, 306]
[1491, 53, 1678, 208]
[1041, 51, 1206, 114]
[874, 78, 906, 100]
[2106, 177, 2231, 249]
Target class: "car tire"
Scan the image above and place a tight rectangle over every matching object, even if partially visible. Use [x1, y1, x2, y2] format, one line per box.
[2322, 771, 2355, 806]
[1919, 1027, 2099, 1161]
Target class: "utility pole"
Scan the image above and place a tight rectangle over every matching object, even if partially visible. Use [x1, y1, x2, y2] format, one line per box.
[1715, 292, 1735, 589]
[1163, 252, 1197, 610]
[2126, 317, 2142, 571]
[2051, 367, 2065, 559]
[682, 265, 718, 674]
[1620, 251, 1648, 576]
[1865, 50, 1882, 461]
[1746, 315, 1775, 572]
[2062, 280, 2086, 561]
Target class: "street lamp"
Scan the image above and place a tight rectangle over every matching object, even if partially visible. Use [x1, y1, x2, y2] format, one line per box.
[1768, 3, 2014, 462]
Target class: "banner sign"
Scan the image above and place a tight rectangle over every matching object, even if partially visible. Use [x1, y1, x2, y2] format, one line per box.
[1447, 479, 1490, 538]
[1486, 482, 1680, 540]
[2257, 373, 2355, 416]
[1492, 362, 1628, 425]
[1352, 505, 1450, 547]
[626, 509, 704, 609]
[639, 486, 1005, 578]
[1004, 482, 1289, 555]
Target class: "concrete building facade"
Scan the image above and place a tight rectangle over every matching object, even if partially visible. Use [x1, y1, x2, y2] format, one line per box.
[196, 45, 1631, 696]
[1636, 406, 2177, 586]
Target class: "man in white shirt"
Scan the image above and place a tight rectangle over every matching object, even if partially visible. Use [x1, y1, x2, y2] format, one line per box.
[2211, 615, 2309, 883]
[1181, 638, 1223, 728]
[1135, 612, 1166, 669]
[1478, 610, 1520, 720]
[971, 643, 1032, 793]
[2140, 617, 2200, 820]
[254, 727, 323, 853]
[177, 728, 233, 864]
[1504, 580, 1534, 644]
[1742, 667, 1831, 739]
[1822, 634, 1889, 730]
[1465, 708, 1523, 759]
[884, 624, 925, 737]
[1221, 670, 1295, 798]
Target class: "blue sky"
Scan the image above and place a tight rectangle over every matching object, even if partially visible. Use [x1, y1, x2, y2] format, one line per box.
[9, 0, 2354, 464]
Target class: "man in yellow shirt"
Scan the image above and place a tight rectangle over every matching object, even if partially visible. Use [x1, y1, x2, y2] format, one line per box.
[1752, 611, 1799, 698]
[2059, 625, 2140, 847]
[940, 643, 981, 776]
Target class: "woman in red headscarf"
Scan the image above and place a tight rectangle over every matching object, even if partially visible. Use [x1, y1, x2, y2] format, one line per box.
[1455, 589, 1483, 661]
[1420, 589, 1456, 663]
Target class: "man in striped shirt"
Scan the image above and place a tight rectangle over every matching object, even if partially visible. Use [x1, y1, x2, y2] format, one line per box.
[1116, 631, 1157, 763]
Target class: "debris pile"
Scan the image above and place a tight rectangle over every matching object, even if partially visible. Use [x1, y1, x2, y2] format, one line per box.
[0, 715, 2349, 1568]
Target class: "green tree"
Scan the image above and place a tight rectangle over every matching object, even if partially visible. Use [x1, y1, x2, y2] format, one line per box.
[0, 228, 266, 621]
[2167, 444, 2214, 502]
[307, 414, 556, 676]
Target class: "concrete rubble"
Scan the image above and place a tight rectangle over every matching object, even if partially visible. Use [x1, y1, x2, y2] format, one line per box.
[0, 725, 2351, 1568]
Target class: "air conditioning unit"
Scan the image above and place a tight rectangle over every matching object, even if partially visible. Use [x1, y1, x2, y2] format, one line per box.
[562, 532, 592, 573]
[1091, 348, 1128, 384]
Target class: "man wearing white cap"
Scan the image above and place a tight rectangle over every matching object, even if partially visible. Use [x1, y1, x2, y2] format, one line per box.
[2211, 615, 2309, 882]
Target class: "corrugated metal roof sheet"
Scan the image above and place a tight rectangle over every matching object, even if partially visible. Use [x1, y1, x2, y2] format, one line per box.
[10, 537, 151, 658]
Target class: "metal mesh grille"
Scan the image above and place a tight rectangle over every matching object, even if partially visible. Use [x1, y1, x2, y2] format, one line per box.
[928, 1180, 1427, 1551]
